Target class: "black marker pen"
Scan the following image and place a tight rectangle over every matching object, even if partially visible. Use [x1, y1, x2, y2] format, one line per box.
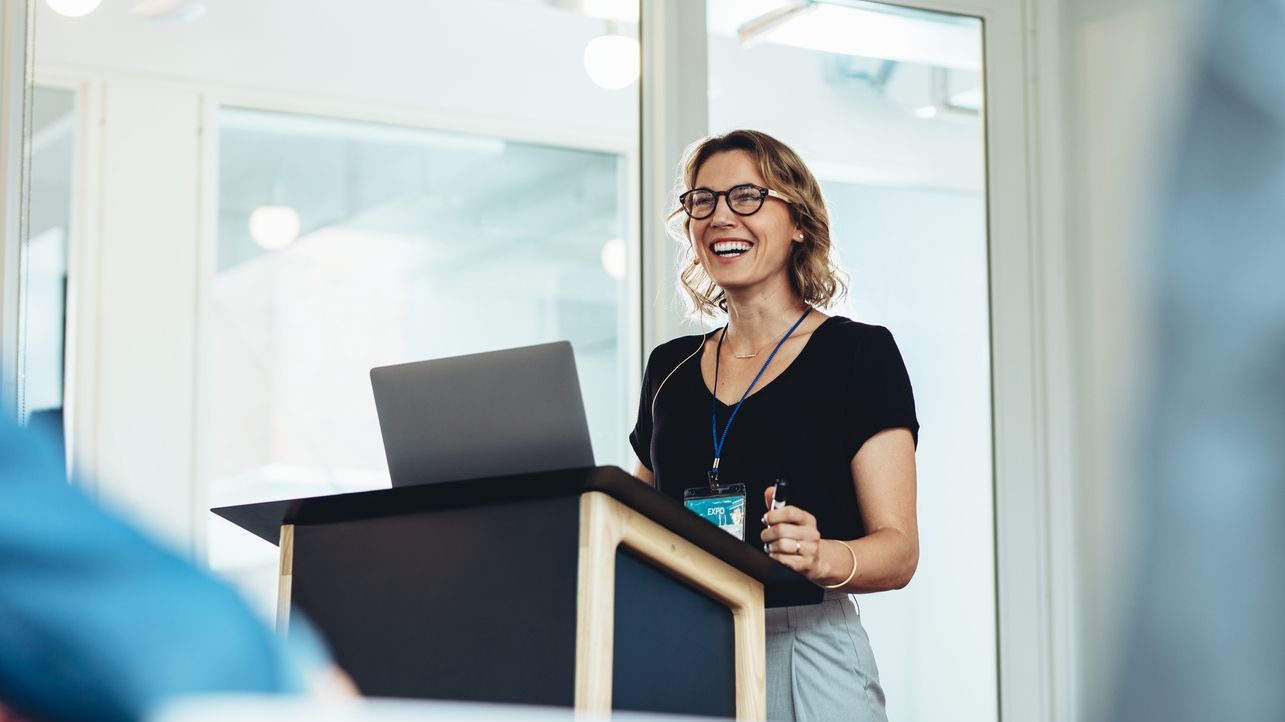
[763, 479, 789, 555]
[771, 479, 789, 510]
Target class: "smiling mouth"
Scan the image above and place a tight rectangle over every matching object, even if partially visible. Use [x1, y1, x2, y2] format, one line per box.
[711, 240, 753, 258]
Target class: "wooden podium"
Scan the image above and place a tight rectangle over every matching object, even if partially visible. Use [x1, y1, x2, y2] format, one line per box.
[214, 466, 821, 720]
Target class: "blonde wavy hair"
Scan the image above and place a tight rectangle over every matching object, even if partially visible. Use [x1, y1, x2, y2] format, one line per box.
[667, 129, 847, 320]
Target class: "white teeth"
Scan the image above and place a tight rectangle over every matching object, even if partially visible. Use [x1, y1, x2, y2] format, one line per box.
[712, 240, 752, 256]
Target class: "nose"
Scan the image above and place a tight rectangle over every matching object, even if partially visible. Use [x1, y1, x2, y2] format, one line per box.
[707, 194, 739, 228]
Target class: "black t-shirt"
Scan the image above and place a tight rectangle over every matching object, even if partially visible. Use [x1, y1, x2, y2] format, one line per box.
[629, 315, 919, 545]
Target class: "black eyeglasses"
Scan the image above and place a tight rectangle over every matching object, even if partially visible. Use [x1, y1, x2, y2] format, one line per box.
[676, 183, 792, 220]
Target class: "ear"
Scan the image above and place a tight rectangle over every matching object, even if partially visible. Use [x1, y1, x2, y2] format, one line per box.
[792, 227, 805, 244]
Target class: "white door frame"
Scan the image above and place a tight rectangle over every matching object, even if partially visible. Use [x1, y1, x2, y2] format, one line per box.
[0, 0, 32, 418]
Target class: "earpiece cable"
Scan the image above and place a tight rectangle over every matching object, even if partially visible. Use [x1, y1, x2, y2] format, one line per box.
[650, 332, 709, 422]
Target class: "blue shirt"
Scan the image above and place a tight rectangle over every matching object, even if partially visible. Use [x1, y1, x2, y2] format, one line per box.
[0, 416, 316, 722]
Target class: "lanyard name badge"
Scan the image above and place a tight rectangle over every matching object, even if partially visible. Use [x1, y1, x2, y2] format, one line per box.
[684, 308, 812, 541]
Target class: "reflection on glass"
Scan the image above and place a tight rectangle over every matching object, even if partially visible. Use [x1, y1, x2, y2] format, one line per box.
[706, 1, 994, 720]
[207, 109, 631, 600]
[25, 86, 76, 449]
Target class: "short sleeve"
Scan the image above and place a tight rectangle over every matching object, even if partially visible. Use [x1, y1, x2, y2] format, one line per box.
[845, 325, 920, 459]
[628, 350, 658, 471]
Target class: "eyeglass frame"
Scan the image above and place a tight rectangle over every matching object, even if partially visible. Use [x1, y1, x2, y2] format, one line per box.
[671, 183, 793, 221]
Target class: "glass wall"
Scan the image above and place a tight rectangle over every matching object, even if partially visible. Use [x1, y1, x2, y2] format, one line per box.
[706, 1, 995, 720]
[207, 110, 634, 602]
[31, 0, 640, 609]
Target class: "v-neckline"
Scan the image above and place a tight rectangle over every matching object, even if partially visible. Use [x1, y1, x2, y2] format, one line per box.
[698, 316, 833, 408]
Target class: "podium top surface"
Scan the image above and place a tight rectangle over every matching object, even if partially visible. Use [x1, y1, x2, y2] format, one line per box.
[212, 466, 823, 608]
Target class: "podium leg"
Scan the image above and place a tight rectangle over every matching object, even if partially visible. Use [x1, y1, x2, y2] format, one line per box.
[574, 492, 766, 720]
[575, 493, 618, 712]
[276, 524, 294, 635]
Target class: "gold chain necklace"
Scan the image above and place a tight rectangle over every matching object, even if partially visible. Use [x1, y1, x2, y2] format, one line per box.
[723, 327, 760, 359]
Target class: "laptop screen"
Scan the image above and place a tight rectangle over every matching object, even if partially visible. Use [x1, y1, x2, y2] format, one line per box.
[370, 341, 595, 486]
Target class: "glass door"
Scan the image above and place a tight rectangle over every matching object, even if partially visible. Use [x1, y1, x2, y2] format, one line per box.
[704, 2, 995, 719]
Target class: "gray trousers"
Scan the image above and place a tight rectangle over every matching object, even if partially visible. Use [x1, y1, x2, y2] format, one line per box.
[766, 594, 888, 722]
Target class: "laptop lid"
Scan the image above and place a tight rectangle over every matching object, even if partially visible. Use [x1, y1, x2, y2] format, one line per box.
[370, 341, 595, 487]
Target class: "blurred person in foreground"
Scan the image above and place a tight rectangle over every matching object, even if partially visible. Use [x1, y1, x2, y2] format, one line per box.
[1111, 0, 1285, 719]
[0, 415, 353, 722]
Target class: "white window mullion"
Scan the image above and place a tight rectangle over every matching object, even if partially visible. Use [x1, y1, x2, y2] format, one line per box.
[640, 0, 709, 352]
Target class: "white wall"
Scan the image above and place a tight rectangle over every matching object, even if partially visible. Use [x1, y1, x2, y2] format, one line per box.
[89, 83, 203, 544]
[35, 0, 635, 146]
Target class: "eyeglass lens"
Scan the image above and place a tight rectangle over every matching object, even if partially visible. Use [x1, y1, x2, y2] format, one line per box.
[683, 184, 766, 219]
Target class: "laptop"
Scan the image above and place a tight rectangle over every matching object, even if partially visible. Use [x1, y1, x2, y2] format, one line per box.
[370, 341, 595, 487]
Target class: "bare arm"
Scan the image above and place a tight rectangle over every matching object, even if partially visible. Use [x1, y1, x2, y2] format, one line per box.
[762, 428, 918, 592]
[839, 427, 919, 590]
[633, 459, 655, 487]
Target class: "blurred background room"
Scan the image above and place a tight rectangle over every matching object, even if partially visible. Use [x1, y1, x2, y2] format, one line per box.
[7, 0, 1280, 721]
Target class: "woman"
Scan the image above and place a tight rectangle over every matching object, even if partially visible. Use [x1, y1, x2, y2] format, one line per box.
[629, 130, 919, 722]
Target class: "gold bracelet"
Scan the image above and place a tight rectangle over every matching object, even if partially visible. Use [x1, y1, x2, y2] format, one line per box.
[821, 540, 858, 589]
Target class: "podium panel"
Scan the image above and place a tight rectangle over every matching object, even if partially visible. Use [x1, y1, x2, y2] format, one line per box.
[612, 549, 736, 717]
[290, 496, 581, 704]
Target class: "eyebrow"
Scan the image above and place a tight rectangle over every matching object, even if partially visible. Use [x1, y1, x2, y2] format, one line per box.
[688, 182, 763, 191]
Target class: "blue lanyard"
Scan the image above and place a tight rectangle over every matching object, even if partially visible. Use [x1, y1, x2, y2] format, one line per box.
[709, 307, 812, 488]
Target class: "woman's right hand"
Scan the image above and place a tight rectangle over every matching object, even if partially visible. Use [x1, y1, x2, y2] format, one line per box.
[761, 486, 827, 581]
